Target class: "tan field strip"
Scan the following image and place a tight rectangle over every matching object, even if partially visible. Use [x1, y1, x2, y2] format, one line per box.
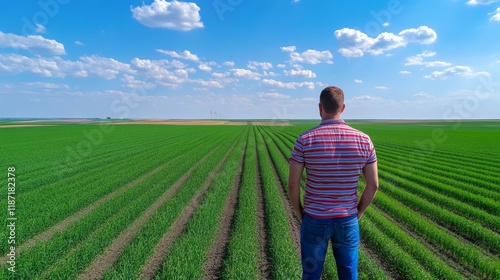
[0, 124, 55, 128]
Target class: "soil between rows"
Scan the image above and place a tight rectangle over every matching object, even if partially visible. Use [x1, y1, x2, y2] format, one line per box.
[255, 130, 271, 280]
[0, 156, 181, 266]
[259, 127, 301, 252]
[77, 144, 222, 280]
[138, 139, 239, 280]
[202, 136, 247, 279]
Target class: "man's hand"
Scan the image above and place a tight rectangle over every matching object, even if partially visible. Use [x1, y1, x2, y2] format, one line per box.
[357, 162, 379, 220]
[288, 161, 305, 221]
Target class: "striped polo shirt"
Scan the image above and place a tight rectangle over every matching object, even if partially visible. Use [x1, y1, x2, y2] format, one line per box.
[290, 119, 377, 219]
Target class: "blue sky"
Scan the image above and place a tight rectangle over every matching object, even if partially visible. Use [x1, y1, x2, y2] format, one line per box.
[0, 0, 499, 119]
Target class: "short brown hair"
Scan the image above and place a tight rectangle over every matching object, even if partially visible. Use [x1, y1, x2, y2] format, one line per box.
[320, 86, 344, 114]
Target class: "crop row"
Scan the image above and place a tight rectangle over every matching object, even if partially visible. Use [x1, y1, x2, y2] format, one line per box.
[378, 145, 500, 195]
[4, 128, 237, 279]
[54, 129, 241, 279]
[255, 127, 302, 279]
[377, 167, 500, 234]
[0, 129, 225, 254]
[361, 213, 434, 279]
[378, 150, 500, 215]
[373, 182, 500, 278]
[3, 125, 185, 195]
[1, 131, 205, 254]
[156, 129, 247, 279]
[376, 142, 500, 179]
[220, 126, 262, 279]
[98, 128, 244, 279]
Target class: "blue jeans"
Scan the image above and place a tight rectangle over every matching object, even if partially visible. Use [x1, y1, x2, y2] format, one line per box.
[300, 213, 360, 280]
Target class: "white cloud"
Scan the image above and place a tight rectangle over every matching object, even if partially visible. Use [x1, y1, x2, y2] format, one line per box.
[316, 81, 326, 88]
[194, 79, 224, 88]
[131, 57, 188, 85]
[230, 68, 261, 80]
[375, 86, 389, 90]
[383, 22, 390, 27]
[351, 95, 381, 101]
[211, 72, 227, 78]
[156, 49, 199, 61]
[36, 24, 46, 33]
[170, 60, 185, 68]
[425, 61, 452, 67]
[399, 26, 438, 44]
[490, 7, 500, 21]
[414, 92, 434, 98]
[223, 61, 235, 67]
[287, 48, 333, 64]
[263, 71, 278, 77]
[80, 55, 134, 80]
[334, 26, 437, 57]
[404, 51, 451, 67]
[0, 54, 134, 80]
[284, 69, 316, 78]
[74, 40, 84, 46]
[122, 74, 156, 89]
[0, 54, 60, 77]
[131, 0, 203, 31]
[466, 0, 500, 5]
[302, 97, 317, 102]
[399, 70, 412, 75]
[198, 63, 212, 72]
[0, 31, 65, 55]
[208, 74, 239, 88]
[262, 79, 315, 89]
[257, 92, 289, 99]
[247, 61, 273, 70]
[424, 65, 490, 80]
[277, 64, 286, 68]
[24, 82, 70, 90]
[405, 50, 435, 64]
[280, 46, 297, 52]
[354, 79, 363, 84]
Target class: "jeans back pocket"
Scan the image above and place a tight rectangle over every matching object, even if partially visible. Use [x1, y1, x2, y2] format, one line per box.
[301, 215, 328, 245]
[340, 218, 360, 246]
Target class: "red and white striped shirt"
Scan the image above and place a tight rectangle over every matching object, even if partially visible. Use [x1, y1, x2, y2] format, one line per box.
[290, 119, 377, 219]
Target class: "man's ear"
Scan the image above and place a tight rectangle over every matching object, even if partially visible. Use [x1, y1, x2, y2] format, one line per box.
[340, 104, 346, 113]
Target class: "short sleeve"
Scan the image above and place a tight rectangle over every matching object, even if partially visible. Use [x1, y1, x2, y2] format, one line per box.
[367, 140, 377, 164]
[290, 136, 305, 164]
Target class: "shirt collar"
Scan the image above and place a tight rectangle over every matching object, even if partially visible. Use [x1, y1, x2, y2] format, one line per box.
[320, 118, 346, 126]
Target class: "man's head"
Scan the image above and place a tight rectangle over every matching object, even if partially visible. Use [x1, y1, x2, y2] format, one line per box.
[319, 86, 345, 119]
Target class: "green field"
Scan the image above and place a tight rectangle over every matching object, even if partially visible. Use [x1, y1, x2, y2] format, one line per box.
[1, 120, 500, 279]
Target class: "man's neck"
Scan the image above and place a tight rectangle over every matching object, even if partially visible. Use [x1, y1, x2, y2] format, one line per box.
[321, 114, 342, 121]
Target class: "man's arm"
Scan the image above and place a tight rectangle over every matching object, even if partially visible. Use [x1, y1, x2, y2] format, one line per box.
[357, 162, 379, 220]
[288, 161, 305, 220]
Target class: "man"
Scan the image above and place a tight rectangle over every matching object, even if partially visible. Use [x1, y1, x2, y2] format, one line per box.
[288, 86, 379, 280]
